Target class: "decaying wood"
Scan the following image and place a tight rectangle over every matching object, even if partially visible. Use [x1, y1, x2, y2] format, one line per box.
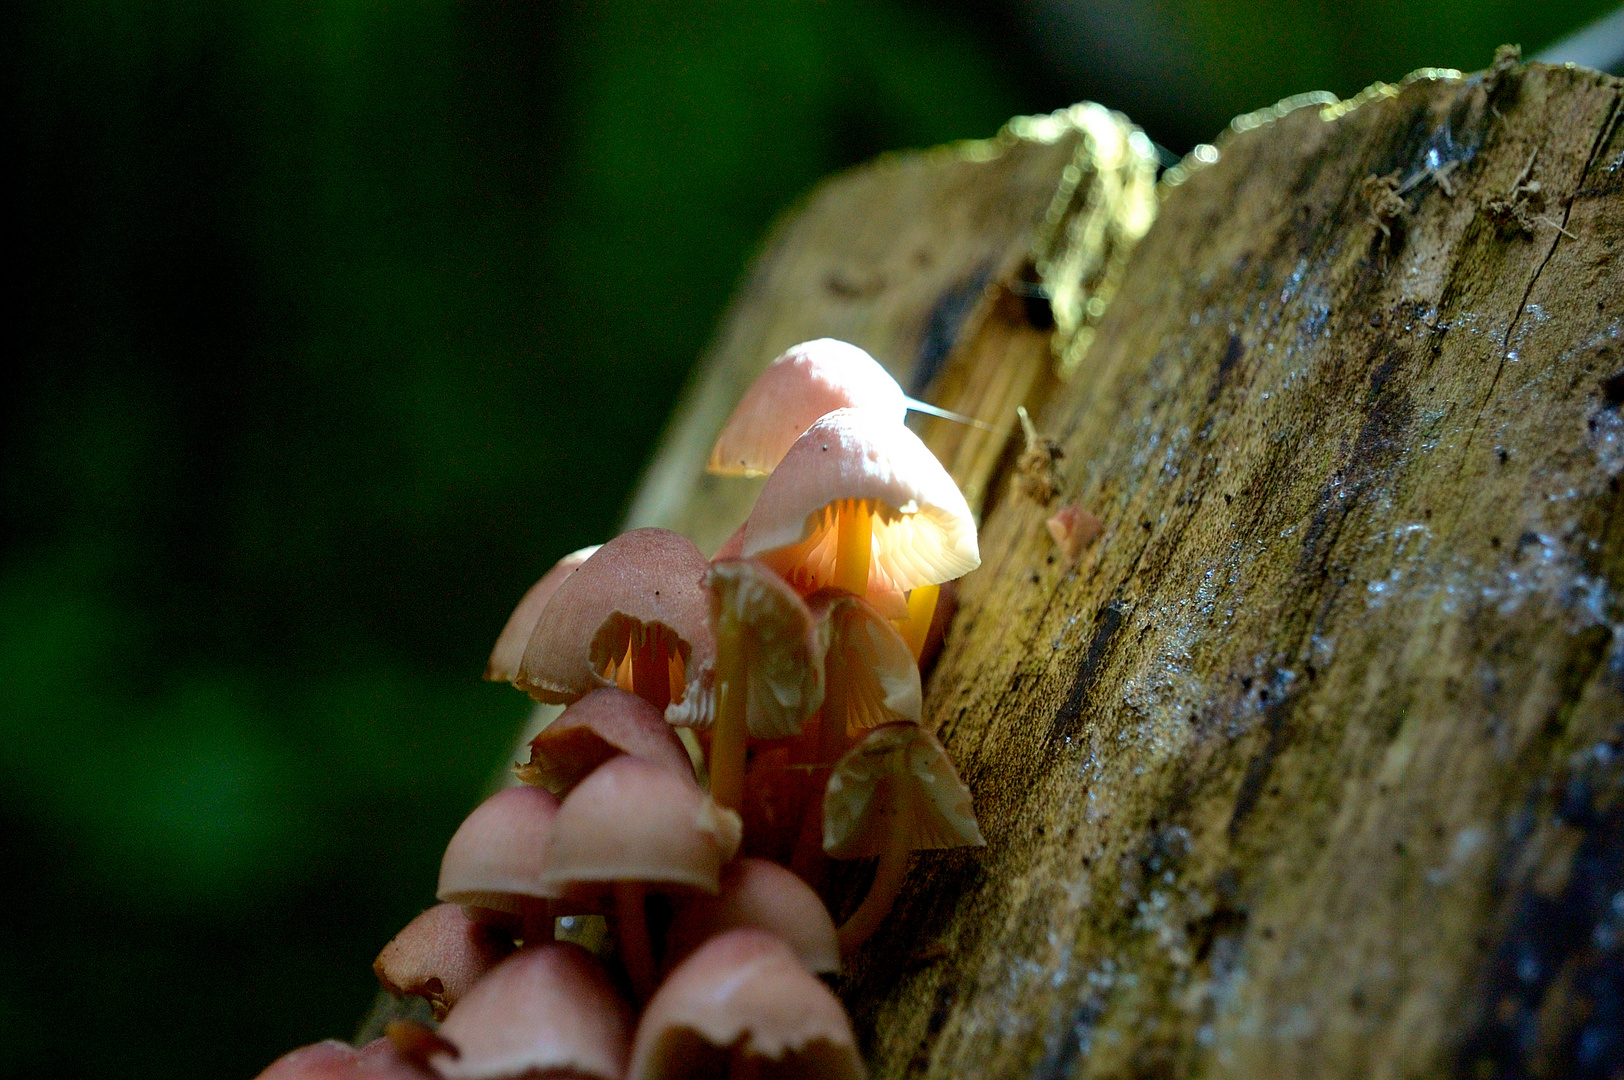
[625, 62, 1624, 1078]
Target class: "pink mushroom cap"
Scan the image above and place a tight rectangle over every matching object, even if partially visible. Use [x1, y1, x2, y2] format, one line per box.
[708, 339, 907, 478]
[539, 754, 741, 898]
[433, 942, 634, 1080]
[516, 528, 713, 707]
[372, 903, 514, 1021]
[485, 545, 600, 683]
[437, 785, 563, 914]
[516, 687, 695, 795]
[664, 857, 840, 975]
[741, 409, 978, 609]
[628, 929, 865, 1080]
[254, 1039, 432, 1080]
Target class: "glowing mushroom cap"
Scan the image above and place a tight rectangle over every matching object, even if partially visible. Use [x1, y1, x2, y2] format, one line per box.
[433, 942, 633, 1080]
[811, 590, 921, 738]
[824, 722, 984, 860]
[437, 785, 563, 911]
[516, 528, 713, 707]
[742, 408, 979, 602]
[709, 339, 906, 478]
[628, 929, 865, 1080]
[664, 858, 840, 976]
[485, 544, 600, 683]
[372, 903, 514, 1021]
[539, 754, 741, 897]
[517, 688, 694, 795]
[666, 559, 825, 737]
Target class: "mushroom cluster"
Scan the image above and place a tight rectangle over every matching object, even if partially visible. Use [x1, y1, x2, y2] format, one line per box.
[259, 339, 986, 1080]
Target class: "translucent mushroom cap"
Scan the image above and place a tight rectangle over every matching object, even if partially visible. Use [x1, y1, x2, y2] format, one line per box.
[666, 559, 826, 736]
[485, 544, 600, 683]
[437, 785, 563, 911]
[709, 339, 906, 478]
[742, 408, 979, 602]
[664, 858, 840, 976]
[433, 942, 633, 1080]
[539, 754, 741, 897]
[516, 528, 713, 706]
[629, 929, 864, 1080]
[823, 722, 984, 860]
[517, 688, 694, 795]
[811, 590, 921, 737]
[372, 903, 513, 1021]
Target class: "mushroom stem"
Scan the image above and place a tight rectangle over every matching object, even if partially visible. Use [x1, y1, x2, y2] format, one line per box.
[709, 612, 749, 812]
[615, 881, 657, 1002]
[836, 808, 911, 953]
[788, 788, 830, 891]
[832, 499, 872, 595]
[630, 628, 672, 712]
[895, 584, 939, 661]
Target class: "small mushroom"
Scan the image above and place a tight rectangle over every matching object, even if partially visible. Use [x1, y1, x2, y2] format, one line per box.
[811, 590, 921, 761]
[516, 528, 713, 714]
[432, 942, 634, 1080]
[741, 408, 978, 615]
[484, 544, 600, 683]
[254, 1038, 432, 1079]
[436, 785, 561, 939]
[539, 754, 742, 1000]
[627, 929, 865, 1080]
[1045, 504, 1102, 561]
[824, 722, 984, 953]
[515, 687, 694, 795]
[664, 857, 840, 976]
[670, 558, 826, 812]
[372, 903, 515, 1020]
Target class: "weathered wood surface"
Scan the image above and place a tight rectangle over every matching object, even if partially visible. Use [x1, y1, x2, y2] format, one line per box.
[628, 62, 1624, 1079]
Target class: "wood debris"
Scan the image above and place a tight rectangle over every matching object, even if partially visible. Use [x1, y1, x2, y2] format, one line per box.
[1015, 405, 1064, 505]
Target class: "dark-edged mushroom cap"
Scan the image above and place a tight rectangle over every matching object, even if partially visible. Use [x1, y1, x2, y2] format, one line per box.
[516, 529, 713, 711]
[485, 545, 599, 683]
[432, 942, 633, 1080]
[372, 903, 514, 1021]
[516, 687, 694, 795]
[628, 929, 865, 1080]
[708, 339, 906, 478]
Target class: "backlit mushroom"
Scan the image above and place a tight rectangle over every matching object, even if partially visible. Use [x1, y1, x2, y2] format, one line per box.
[372, 903, 514, 1020]
[823, 722, 983, 953]
[436, 785, 561, 939]
[669, 558, 825, 812]
[515, 687, 694, 795]
[708, 338, 990, 478]
[432, 942, 633, 1080]
[663, 857, 840, 976]
[627, 928, 865, 1080]
[810, 590, 921, 762]
[741, 408, 978, 618]
[484, 544, 600, 683]
[516, 528, 712, 714]
[539, 754, 741, 1000]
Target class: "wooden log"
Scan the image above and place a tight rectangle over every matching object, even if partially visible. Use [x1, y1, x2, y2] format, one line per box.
[625, 59, 1624, 1079]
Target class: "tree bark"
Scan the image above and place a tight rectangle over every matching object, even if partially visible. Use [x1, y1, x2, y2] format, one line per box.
[627, 61, 1624, 1079]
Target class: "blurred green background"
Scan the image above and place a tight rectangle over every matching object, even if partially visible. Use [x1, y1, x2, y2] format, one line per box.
[3, 1, 1612, 1075]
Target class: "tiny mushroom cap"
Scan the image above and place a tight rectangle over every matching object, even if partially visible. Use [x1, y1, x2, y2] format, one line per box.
[255, 1039, 432, 1080]
[433, 942, 634, 1080]
[516, 687, 694, 796]
[666, 559, 826, 736]
[516, 528, 713, 710]
[742, 408, 979, 612]
[539, 754, 741, 897]
[811, 590, 922, 739]
[628, 929, 866, 1080]
[372, 903, 514, 1020]
[664, 858, 840, 976]
[708, 339, 906, 478]
[437, 785, 562, 917]
[824, 722, 983, 860]
[484, 544, 600, 683]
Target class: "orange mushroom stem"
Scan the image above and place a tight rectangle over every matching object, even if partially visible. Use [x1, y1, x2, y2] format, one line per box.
[894, 583, 940, 662]
[709, 609, 749, 812]
[831, 499, 873, 596]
